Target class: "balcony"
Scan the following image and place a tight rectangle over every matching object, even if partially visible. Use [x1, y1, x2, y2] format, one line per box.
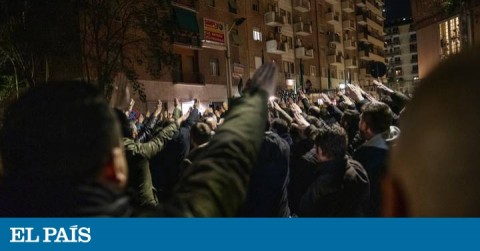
[328, 33, 342, 45]
[359, 49, 370, 60]
[369, 49, 385, 62]
[265, 11, 286, 27]
[293, 0, 311, 12]
[172, 71, 205, 84]
[295, 47, 314, 60]
[356, 0, 366, 7]
[368, 33, 384, 47]
[345, 58, 358, 68]
[294, 22, 313, 36]
[266, 39, 288, 54]
[390, 60, 402, 66]
[172, 32, 202, 49]
[366, 0, 382, 16]
[328, 54, 343, 65]
[325, 0, 339, 4]
[360, 67, 369, 76]
[344, 39, 357, 50]
[342, 0, 355, 13]
[326, 11, 341, 26]
[343, 19, 356, 31]
[356, 14, 367, 25]
[358, 32, 369, 43]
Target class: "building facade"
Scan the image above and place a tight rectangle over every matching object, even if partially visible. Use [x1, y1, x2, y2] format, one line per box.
[136, 0, 386, 113]
[384, 17, 418, 93]
[411, 0, 480, 80]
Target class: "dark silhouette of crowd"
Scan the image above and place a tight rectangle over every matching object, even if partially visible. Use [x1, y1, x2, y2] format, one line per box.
[1, 48, 480, 217]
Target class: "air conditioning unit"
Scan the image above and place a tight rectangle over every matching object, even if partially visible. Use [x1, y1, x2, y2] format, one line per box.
[275, 27, 282, 34]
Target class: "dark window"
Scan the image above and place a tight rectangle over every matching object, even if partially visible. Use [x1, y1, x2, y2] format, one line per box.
[229, 0, 237, 14]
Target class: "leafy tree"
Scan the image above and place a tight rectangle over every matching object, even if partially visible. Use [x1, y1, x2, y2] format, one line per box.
[79, 0, 176, 101]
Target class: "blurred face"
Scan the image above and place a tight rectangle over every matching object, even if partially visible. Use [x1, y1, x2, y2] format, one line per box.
[174, 98, 179, 106]
[358, 115, 370, 140]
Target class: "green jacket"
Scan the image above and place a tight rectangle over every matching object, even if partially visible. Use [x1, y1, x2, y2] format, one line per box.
[158, 88, 269, 217]
[123, 122, 178, 206]
[172, 106, 182, 120]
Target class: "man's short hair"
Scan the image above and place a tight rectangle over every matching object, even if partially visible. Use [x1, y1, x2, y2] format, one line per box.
[361, 102, 393, 134]
[314, 125, 347, 160]
[0, 81, 121, 185]
[271, 118, 289, 135]
[190, 122, 212, 146]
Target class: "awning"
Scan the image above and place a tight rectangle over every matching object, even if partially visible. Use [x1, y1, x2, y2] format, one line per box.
[174, 7, 199, 33]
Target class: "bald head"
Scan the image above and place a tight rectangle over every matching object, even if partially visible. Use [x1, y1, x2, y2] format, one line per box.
[387, 49, 480, 216]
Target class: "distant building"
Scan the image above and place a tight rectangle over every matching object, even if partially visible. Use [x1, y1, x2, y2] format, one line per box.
[136, 0, 387, 112]
[384, 17, 418, 93]
[411, 0, 480, 79]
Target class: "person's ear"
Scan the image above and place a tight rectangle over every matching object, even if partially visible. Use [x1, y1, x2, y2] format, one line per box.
[101, 147, 128, 188]
[382, 174, 408, 217]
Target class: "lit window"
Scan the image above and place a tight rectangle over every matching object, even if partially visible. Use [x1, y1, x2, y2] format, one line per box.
[253, 27, 262, 41]
[210, 59, 220, 76]
[439, 16, 461, 58]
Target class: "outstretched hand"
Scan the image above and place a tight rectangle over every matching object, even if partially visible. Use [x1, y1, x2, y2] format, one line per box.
[373, 79, 394, 94]
[251, 62, 278, 96]
[346, 84, 364, 102]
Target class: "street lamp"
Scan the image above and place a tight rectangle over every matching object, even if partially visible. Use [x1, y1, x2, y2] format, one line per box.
[225, 17, 246, 99]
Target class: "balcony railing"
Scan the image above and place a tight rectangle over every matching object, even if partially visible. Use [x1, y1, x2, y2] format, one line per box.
[295, 47, 314, 60]
[294, 22, 313, 36]
[344, 39, 357, 50]
[328, 54, 343, 65]
[356, 0, 366, 8]
[266, 39, 288, 54]
[342, 0, 355, 13]
[356, 14, 367, 25]
[345, 58, 358, 68]
[328, 33, 342, 44]
[172, 33, 202, 48]
[326, 11, 341, 25]
[265, 11, 286, 27]
[293, 0, 311, 12]
[343, 19, 356, 30]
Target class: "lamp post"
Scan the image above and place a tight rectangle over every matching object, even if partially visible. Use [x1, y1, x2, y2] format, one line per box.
[225, 17, 246, 99]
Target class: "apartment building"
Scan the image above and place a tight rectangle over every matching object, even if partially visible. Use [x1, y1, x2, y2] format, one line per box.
[384, 17, 418, 93]
[139, 0, 386, 111]
[411, 0, 480, 79]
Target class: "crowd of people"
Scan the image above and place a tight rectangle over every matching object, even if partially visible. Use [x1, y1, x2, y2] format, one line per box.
[1, 48, 480, 217]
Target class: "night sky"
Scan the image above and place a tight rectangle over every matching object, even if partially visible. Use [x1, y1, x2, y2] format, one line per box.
[385, 0, 412, 20]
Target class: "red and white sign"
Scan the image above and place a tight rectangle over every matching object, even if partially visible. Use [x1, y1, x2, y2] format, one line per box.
[204, 18, 225, 45]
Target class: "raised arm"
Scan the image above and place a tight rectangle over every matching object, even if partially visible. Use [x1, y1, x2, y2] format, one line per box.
[165, 63, 277, 217]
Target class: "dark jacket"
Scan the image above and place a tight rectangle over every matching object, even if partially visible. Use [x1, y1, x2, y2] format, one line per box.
[298, 157, 369, 217]
[240, 131, 291, 217]
[288, 148, 318, 215]
[150, 110, 199, 201]
[353, 126, 400, 216]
